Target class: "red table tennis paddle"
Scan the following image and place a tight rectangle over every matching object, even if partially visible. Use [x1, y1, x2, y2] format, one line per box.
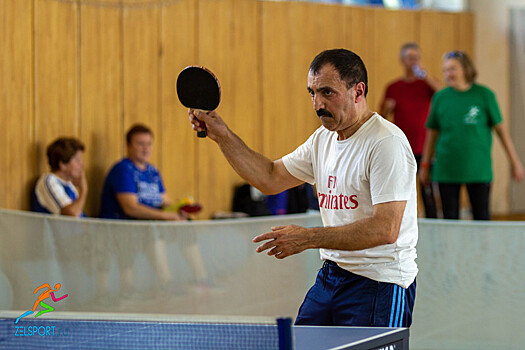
[176, 65, 221, 138]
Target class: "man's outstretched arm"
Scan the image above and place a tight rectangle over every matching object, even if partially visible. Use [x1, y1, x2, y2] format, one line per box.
[189, 109, 303, 194]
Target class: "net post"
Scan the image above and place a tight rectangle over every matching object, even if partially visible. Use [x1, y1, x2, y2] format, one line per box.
[277, 317, 293, 350]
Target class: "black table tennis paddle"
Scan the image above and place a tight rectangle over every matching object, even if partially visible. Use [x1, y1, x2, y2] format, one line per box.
[176, 65, 221, 138]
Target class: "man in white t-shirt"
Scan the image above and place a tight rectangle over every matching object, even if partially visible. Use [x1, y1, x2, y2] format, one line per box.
[188, 49, 418, 327]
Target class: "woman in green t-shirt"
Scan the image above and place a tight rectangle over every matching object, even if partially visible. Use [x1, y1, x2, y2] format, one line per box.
[420, 50, 524, 220]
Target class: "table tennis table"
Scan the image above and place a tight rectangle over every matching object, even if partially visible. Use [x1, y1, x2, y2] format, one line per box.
[0, 312, 408, 349]
[295, 326, 408, 349]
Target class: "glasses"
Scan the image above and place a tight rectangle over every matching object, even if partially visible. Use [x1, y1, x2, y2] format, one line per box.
[444, 51, 465, 59]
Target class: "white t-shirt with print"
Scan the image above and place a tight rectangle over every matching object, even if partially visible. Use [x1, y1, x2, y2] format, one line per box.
[282, 113, 418, 288]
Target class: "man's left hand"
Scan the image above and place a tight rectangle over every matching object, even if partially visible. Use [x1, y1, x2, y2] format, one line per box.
[253, 225, 314, 259]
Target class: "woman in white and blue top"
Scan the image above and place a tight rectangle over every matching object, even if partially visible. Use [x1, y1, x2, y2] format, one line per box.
[33, 137, 87, 217]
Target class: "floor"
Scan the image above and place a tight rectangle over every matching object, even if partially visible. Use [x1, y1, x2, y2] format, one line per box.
[492, 213, 525, 221]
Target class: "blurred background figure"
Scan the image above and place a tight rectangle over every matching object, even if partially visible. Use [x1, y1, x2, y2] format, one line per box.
[99, 124, 208, 295]
[232, 183, 319, 217]
[420, 50, 524, 220]
[33, 137, 87, 217]
[32, 137, 102, 303]
[99, 124, 183, 221]
[380, 42, 441, 218]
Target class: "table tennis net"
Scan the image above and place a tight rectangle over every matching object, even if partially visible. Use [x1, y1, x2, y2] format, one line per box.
[0, 208, 322, 317]
[0, 311, 293, 350]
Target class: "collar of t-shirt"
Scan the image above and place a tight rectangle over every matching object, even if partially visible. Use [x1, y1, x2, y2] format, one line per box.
[334, 113, 378, 148]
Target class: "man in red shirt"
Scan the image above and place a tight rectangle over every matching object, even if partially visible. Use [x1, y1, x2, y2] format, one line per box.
[380, 42, 441, 218]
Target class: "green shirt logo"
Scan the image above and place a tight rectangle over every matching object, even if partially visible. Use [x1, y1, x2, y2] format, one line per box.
[464, 105, 480, 124]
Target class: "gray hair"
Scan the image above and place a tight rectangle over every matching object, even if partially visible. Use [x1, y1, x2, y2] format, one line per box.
[399, 42, 421, 59]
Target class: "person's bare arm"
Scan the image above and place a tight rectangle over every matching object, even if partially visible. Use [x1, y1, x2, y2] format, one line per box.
[61, 171, 88, 217]
[116, 193, 183, 220]
[189, 110, 304, 194]
[253, 201, 406, 259]
[161, 193, 172, 208]
[419, 129, 439, 186]
[423, 74, 442, 92]
[494, 123, 524, 182]
[379, 97, 396, 123]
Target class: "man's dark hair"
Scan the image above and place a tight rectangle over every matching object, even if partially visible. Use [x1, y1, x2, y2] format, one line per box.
[309, 49, 368, 97]
[126, 124, 153, 145]
[46, 137, 85, 171]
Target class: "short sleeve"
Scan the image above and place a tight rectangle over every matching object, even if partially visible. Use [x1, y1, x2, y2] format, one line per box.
[369, 135, 416, 205]
[484, 87, 503, 127]
[282, 133, 316, 185]
[112, 163, 138, 194]
[35, 174, 74, 214]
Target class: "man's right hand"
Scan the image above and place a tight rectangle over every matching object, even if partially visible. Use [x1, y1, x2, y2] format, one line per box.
[188, 109, 229, 142]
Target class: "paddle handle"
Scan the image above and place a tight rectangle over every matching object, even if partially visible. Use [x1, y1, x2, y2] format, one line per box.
[197, 122, 207, 138]
[196, 112, 207, 138]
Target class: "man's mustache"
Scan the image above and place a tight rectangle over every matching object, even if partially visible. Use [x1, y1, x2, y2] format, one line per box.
[316, 109, 333, 118]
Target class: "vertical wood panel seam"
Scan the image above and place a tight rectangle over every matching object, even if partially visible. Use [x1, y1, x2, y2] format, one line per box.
[454, 13, 460, 50]
[194, 0, 200, 204]
[119, 0, 125, 156]
[77, 0, 82, 137]
[415, 11, 421, 47]
[31, 0, 37, 185]
[257, 0, 263, 154]
[158, 4, 163, 171]
[29, 0, 37, 209]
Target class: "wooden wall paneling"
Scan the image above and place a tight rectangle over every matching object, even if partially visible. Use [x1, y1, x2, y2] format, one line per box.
[370, 8, 418, 111]
[260, 1, 294, 161]
[419, 11, 460, 83]
[0, 0, 34, 209]
[79, 3, 123, 216]
[122, 4, 161, 166]
[261, 1, 347, 161]
[344, 6, 374, 111]
[196, 0, 261, 218]
[33, 0, 80, 175]
[160, 0, 198, 211]
[458, 12, 474, 58]
[289, 2, 348, 147]
[344, 6, 373, 67]
[0, 2, 476, 214]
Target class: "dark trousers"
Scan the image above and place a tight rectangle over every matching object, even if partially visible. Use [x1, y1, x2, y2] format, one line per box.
[295, 261, 416, 327]
[438, 182, 491, 220]
[415, 155, 437, 218]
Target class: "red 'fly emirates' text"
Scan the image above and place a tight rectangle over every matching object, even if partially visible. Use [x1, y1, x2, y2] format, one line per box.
[318, 192, 358, 210]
